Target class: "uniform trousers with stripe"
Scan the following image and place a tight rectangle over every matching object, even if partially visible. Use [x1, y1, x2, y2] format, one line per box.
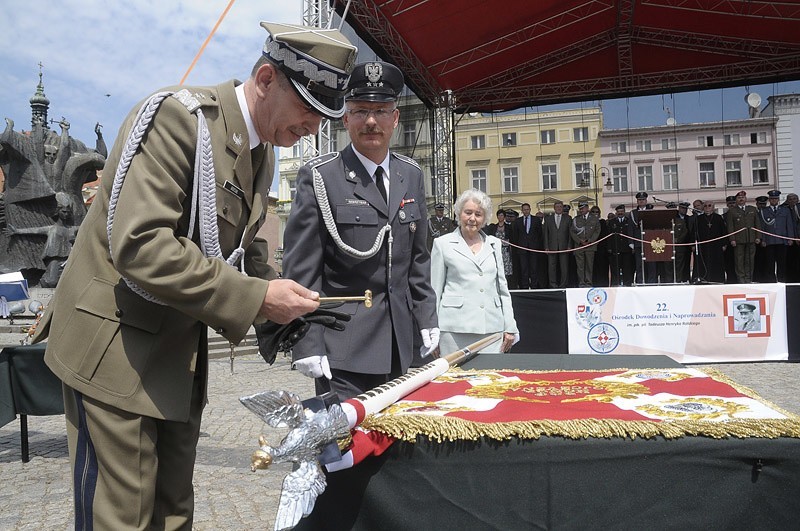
[63, 374, 204, 530]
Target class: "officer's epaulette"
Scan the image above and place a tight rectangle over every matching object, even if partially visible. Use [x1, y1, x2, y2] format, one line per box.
[171, 88, 218, 113]
[391, 151, 420, 169]
[305, 151, 339, 169]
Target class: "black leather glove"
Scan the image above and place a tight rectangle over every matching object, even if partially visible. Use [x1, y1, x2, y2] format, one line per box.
[254, 308, 351, 365]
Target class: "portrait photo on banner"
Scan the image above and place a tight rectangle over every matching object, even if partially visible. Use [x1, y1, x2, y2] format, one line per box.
[723, 294, 770, 338]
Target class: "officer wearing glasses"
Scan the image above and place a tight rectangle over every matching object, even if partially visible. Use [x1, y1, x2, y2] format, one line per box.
[282, 62, 438, 399]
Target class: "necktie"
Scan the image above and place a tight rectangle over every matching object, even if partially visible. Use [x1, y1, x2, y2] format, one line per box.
[773, 206, 777, 214]
[251, 146, 263, 173]
[375, 166, 387, 203]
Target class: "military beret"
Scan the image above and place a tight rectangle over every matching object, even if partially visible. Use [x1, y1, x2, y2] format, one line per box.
[635, 192, 648, 199]
[725, 195, 736, 202]
[768, 190, 781, 198]
[736, 190, 747, 198]
[434, 203, 445, 209]
[261, 22, 357, 119]
[737, 302, 756, 312]
[578, 201, 589, 208]
[346, 62, 404, 102]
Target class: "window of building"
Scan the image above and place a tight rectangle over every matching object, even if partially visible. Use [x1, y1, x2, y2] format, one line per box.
[573, 127, 589, 142]
[725, 160, 742, 186]
[698, 135, 714, 147]
[699, 162, 716, 187]
[329, 133, 338, 153]
[541, 129, 556, 144]
[502, 132, 517, 147]
[635, 139, 652, 152]
[402, 122, 416, 147]
[611, 141, 627, 153]
[503, 166, 519, 193]
[752, 159, 769, 184]
[471, 135, 485, 150]
[289, 178, 297, 201]
[574, 162, 590, 188]
[612, 167, 628, 193]
[661, 138, 676, 150]
[724, 133, 740, 146]
[750, 131, 767, 144]
[292, 142, 302, 158]
[637, 166, 653, 191]
[471, 168, 487, 192]
[540, 164, 558, 190]
[662, 164, 678, 190]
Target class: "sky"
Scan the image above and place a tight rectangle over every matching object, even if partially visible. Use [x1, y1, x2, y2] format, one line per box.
[3, 1, 800, 152]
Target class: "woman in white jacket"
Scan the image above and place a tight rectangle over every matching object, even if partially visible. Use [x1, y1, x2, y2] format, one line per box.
[431, 188, 519, 354]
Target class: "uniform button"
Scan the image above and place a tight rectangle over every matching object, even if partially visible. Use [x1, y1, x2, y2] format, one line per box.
[115, 309, 124, 318]
[355, 216, 361, 221]
[216, 327, 225, 334]
[480, 304, 484, 309]
[480, 288, 484, 292]
[210, 94, 217, 101]
[223, 206, 229, 215]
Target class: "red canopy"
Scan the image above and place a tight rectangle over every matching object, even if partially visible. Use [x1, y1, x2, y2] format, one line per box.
[338, 0, 800, 112]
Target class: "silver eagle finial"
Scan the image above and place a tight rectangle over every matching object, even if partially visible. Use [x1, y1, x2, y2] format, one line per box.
[240, 390, 350, 531]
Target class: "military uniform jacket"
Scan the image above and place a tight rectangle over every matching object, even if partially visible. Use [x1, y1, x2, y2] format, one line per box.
[673, 214, 690, 244]
[427, 215, 456, 250]
[759, 206, 796, 246]
[726, 205, 762, 244]
[37, 80, 276, 421]
[431, 232, 518, 335]
[608, 216, 633, 254]
[282, 145, 437, 375]
[569, 214, 601, 251]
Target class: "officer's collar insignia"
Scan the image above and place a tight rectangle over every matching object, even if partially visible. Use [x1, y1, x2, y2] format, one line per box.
[232, 132, 243, 147]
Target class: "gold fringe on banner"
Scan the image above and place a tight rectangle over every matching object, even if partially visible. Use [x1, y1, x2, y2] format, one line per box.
[359, 367, 800, 443]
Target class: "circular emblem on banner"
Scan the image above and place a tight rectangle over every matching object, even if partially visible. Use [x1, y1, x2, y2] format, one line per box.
[586, 288, 608, 306]
[587, 322, 620, 354]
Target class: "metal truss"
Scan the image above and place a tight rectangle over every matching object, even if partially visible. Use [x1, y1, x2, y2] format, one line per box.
[431, 90, 454, 213]
[302, 0, 335, 159]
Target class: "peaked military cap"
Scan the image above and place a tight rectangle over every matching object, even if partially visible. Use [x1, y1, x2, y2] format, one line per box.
[615, 204, 626, 211]
[679, 201, 690, 208]
[736, 190, 747, 198]
[635, 192, 648, 199]
[725, 195, 736, 202]
[261, 22, 357, 119]
[346, 61, 404, 102]
[578, 201, 589, 208]
[434, 203, 445, 209]
[756, 196, 768, 204]
[737, 302, 756, 312]
[768, 190, 781, 198]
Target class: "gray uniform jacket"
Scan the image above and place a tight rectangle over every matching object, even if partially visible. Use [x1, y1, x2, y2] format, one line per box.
[282, 145, 437, 375]
[35, 81, 276, 421]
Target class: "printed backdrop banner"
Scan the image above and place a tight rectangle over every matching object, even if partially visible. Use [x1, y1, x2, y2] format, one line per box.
[565, 284, 788, 362]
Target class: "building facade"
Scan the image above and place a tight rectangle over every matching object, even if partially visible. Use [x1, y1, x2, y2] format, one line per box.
[761, 93, 800, 197]
[454, 107, 604, 216]
[600, 117, 778, 214]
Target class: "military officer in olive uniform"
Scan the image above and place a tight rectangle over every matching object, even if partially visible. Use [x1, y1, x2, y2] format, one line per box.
[427, 202, 457, 250]
[569, 201, 601, 287]
[32, 23, 353, 529]
[726, 190, 762, 283]
[282, 62, 438, 400]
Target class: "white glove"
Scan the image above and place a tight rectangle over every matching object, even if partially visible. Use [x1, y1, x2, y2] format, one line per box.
[292, 355, 332, 379]
[420, 327, 440, 358]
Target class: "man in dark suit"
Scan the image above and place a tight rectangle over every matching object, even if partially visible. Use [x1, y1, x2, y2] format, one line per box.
[33, 22, 341, 528]
[511, 202, 542, 288]
[783, 193, 800, 282]
[607, 204, 634, 286]
[627, 191, 656, 284]
[542, 199, 571, 288]
[283, 61, 438, 400]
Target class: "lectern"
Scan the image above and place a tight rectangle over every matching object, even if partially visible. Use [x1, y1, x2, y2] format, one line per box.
[638, 209, 676, 283]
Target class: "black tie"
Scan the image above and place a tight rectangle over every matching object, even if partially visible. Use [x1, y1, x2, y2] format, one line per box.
[251, 146, 263, 173]
[375, 166, 387, 203]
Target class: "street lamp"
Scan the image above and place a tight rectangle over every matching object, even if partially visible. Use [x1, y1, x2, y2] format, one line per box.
[580, 165, 612, 205]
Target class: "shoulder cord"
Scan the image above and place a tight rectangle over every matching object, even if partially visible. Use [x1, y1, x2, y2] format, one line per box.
[107, 90, 245, 305]
[312, 166, 393, 281]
